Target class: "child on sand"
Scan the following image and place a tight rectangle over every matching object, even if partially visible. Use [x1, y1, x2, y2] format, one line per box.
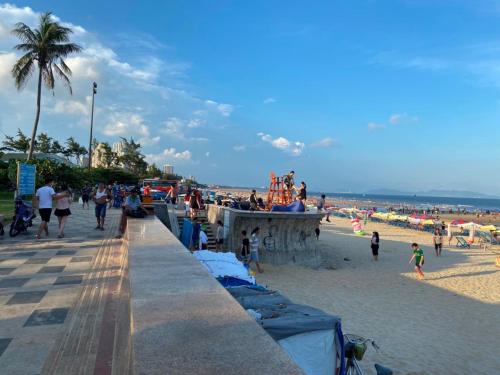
[241, 230, 250, 263]
[409, 243, 425, 279]
[371, 231, 380, 261]
[249, 227, 263, 273]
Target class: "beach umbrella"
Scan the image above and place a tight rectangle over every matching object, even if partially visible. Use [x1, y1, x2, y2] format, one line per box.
[480, 225, 497, 232]
[451, 219, 466, 225]
[422, 219, 435, 225]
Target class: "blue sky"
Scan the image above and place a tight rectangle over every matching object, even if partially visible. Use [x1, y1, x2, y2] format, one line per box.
[0, 1, 499, 194]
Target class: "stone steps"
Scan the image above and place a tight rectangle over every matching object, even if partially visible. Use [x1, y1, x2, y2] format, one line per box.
[177, 214, 217, 250]
[40, 217, 130, 374]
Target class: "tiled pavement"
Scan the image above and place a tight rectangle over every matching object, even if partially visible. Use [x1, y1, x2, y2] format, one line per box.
[0, 205, 124, 375]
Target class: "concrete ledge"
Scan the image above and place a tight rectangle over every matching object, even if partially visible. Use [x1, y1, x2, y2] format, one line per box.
[127, 216, 304, 375]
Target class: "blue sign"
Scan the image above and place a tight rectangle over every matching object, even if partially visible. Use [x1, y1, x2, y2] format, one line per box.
[18, 163, 36, 195]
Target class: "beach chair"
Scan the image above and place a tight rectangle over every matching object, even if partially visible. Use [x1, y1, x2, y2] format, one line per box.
[456, 236, 470, 249]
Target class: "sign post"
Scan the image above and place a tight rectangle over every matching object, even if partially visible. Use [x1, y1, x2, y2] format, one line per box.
[16, 162, 36, 199]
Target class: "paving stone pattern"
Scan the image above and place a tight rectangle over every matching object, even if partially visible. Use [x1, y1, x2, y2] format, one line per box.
[0, 205, 122, 375]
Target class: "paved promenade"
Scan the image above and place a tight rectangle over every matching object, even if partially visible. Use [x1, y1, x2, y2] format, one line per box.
[0, 204, 124, 375]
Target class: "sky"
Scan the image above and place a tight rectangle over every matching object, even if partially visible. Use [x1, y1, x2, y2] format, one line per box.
[0, 1, 499, 195]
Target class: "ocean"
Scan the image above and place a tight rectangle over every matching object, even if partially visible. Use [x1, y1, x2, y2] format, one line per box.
[320, 193, 500, 211]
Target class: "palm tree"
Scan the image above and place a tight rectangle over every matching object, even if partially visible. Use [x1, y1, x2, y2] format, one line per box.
[11, 12, 82, 161]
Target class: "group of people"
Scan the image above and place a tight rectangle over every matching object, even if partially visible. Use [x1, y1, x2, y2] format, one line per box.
[34, 178, 148, 240]
[368, 228, 445, 280]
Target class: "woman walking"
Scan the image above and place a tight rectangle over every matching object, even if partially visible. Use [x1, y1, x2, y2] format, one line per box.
[92, 183, 110, 231]
[371, 231, 380, 261]
[54, 184, 72, 238]
[433, 228, 443, 256]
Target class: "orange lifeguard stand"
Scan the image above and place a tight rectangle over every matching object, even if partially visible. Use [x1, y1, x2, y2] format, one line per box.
[266, 172, 293, 209]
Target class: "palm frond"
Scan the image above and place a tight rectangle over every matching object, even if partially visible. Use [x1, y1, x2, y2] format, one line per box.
[46, 43, 82, 59]
[53, 63, 72, 94]
[11, 22, 38, 44]
[41, 64, 55, 91]
[13, 43, 38, 52]
[58, 58, 72, 76]
[11, 52, 35, 90]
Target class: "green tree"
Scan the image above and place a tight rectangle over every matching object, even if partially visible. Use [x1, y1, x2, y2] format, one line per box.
[63, 137, 87, 164]
[118, 137, 148, 175]
[50, 140, 64, 154]
[1, 128, 31, 153]
[100, 142, 117, 168]
[146, 163, 162, 178]
[35, 132, 54, 153]
[11, 12, 82, 161]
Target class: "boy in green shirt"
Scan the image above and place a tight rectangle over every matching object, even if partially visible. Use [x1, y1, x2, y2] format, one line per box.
[409, 243, 425, 279]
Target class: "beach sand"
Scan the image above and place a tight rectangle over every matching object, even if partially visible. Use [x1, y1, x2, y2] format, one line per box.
[257, 216, 500, 375]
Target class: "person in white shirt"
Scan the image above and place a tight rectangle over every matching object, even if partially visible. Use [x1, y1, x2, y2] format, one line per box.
[35, 177, 67, 239]
[249, 227, 263, 273]
[199, 225, 209, 250]
[215, 220, 224, 251]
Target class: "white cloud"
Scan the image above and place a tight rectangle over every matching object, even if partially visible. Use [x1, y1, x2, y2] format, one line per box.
[263, 97, 276, 104]
[257, 132, 305, 156]
[187, 118, 205, 128]
[389, 113, 419, 125]
[205, 151, 210, 157]
[233, 145, 247, 152]
[0, 52, 17, 88]
[205, 100, 234, 117]
[367, 122, 385, 130]
[52, 99, 89, 116]
[102, 112, 150, 138]
[164, 147, 192, 160]
[311, 137, 336, 148]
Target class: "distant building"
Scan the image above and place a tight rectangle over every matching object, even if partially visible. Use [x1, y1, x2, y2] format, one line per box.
[91, 143, 108, 168]
[79, 156, 89, 168]
[163, 164, 174, 175]
[112, 141, 125, 157]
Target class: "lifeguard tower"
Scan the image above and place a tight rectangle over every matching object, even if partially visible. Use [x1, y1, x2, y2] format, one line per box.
[266, 172, 294, 210]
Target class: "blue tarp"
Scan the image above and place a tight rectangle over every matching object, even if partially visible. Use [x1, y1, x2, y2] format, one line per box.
[271, 200, 305, 212]
[180, 218, 193, 248]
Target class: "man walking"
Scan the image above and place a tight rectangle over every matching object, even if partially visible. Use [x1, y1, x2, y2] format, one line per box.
[35, 177, 66, 239]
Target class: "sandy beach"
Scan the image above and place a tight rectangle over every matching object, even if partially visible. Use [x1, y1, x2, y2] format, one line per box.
[257, 216, 500, 375]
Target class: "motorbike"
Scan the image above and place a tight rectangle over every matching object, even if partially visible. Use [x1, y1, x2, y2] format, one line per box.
[10, 198, 36, 237]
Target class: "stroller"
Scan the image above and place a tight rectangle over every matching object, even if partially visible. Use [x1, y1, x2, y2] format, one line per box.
[10, 197, 36, 237]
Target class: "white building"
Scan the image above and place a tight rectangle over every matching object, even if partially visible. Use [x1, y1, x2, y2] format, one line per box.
[163, 164, 174, 175]
[91, 143, 108, 168]
[112, 141, 125, 157]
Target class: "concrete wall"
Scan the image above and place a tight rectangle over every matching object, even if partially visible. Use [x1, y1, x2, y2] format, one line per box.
[207, 205, 323, 267]
[153, 203, 180, 238]
[126, 216, 304, 375]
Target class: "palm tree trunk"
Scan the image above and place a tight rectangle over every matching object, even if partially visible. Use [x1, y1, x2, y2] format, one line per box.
[27, 67, 42, 161]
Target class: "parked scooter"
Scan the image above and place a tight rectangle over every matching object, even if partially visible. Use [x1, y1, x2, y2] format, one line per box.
[10, 197, 36, 237]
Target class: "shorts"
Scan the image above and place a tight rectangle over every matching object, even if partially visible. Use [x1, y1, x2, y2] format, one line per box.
[371, 244, 379, 256]
[95, 203, 107, 218]
[54, 208, 71, 217]
[39, 208, 52, 222]
[250, 251, 259, 262]
[200, 243, 208, 250]
[434, 243, 442, 251]
[215, 239, 223, 245]
[250, 202, 257, 210]
[82, 195, 89, 203]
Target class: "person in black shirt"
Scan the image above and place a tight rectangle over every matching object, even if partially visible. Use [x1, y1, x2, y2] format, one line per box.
[295, 181, 307, 203]
[249, 189, 258, 211]
[283, 170, 295, 191]
[241, 230, 250, 263]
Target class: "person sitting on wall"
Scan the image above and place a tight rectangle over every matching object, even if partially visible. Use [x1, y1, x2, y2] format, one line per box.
[116, 188, 148, 239]
[294, 181, 307, 203]
[249, 189, 258, 211]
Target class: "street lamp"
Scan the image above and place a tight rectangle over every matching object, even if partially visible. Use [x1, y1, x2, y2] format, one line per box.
[88, 82, 97, 170]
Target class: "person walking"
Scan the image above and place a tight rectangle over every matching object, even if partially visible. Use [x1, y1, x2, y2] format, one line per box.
[92, 183, 110, 231]
[317, 194, 330, 222]
[54, 184, 72, 238]
[249, 227, 263, 273]
[409, 243, 425, 280]
[241, 230, 250, 263]
[215, 220, 224, 251]
[81, 185, 91, 209]
[433, 228, 443, 256]
[35, 177, 67, 239]
[371, 231, 380, 261]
